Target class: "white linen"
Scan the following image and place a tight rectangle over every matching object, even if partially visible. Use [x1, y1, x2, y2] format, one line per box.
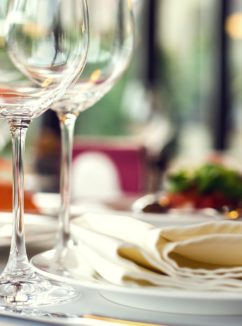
[71, 213, 242, 291]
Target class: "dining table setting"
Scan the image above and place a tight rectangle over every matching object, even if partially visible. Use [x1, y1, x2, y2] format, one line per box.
[1, 0, 242, 326]
[1, 161, 242, 325]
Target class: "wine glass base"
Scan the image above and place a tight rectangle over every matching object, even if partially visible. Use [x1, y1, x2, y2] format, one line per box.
[31, 245, 90, 284]
[0, 268, 79, 308]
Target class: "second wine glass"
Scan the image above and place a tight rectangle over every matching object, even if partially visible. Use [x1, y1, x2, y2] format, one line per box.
[31, 0, 134, 280]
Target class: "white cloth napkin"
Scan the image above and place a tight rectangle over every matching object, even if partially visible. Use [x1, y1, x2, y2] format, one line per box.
[71, 213, 242, 291]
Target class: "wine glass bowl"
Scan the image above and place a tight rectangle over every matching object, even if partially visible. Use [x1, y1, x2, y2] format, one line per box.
[0, 0, 89, 308]
[53, 0, 134, 114]
[0, 0, 89, 118]
[31, 0, 134, 282]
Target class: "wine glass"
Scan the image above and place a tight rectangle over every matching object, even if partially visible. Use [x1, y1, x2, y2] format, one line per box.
[31, 0, 134, 281]
[0, 0, 88, 307]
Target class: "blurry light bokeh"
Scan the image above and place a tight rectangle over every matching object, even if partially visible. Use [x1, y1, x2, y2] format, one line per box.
[225, 13, 242, 39]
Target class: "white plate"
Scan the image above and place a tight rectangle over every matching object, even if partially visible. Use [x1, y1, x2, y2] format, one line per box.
[31, 267, 242, 316]
[100, 285, 242, 316]
[33, 192, 109, 217]
[30, 209, 241, 316]
[132, 193, 227, 226]
[0, 212, 56, 246]
[134, 210, 223, 227]
[33, 192, 225, 228]
[81, 208, 223, 228]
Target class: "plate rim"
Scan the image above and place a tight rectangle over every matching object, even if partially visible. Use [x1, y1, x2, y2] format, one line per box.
[30, 259, 242, 302]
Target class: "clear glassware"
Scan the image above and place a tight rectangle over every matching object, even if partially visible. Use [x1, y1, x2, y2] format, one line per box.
[31, 0, 134, 281]
[0, 120, 10, 151]
[0, 0, 88, 307]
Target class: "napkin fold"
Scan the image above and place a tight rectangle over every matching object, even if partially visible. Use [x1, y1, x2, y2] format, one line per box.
[71, 213, 242, 291]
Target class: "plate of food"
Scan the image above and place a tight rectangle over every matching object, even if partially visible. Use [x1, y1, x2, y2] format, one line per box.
[132, 162, 242, 225]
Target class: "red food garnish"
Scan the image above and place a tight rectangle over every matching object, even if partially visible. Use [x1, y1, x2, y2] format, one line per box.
[164, 189, 238, 211]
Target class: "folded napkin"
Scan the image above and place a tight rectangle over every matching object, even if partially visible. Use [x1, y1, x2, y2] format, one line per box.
[71, 213, 242, 291]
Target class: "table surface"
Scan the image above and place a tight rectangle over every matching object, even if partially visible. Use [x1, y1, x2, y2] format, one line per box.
[0, 232, 242, 325]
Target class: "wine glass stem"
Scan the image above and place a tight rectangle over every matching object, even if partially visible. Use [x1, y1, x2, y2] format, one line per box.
[57, 112, 78, 248]
[6, 118, 30, 273]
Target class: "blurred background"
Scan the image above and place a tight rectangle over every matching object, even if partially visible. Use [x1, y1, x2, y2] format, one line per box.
[1, 0, 242, 206]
